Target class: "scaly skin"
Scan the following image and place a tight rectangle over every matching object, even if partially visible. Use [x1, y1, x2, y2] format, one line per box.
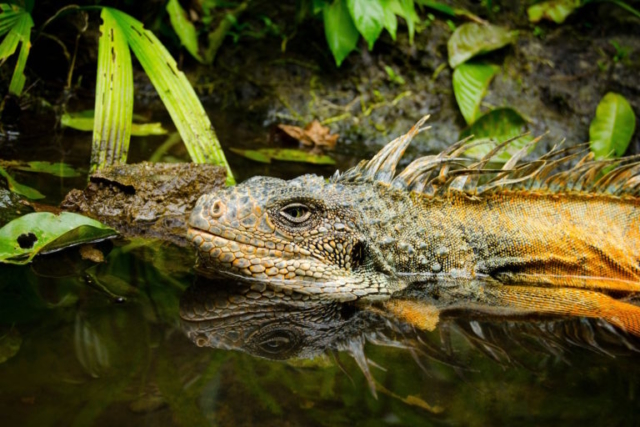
[188, 119, 640, 334]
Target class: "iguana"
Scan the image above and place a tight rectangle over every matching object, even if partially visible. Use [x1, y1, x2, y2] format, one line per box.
[188, 116, 640, 335]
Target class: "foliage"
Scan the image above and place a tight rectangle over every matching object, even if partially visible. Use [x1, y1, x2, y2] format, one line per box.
[0, 166, 43, 199]
[589, 92, 636, 159]
[0, 2, 33, 95]
[528, 0, 640, 24]
[62, 111, 168, 136]
[452, 62, 499, 124]
[0, 212, 116, 264]
[447, 22, 516, 68]
[230, 147, 336, 164]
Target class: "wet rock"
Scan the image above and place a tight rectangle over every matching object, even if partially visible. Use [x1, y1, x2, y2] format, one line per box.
[61, 162, 226, 246]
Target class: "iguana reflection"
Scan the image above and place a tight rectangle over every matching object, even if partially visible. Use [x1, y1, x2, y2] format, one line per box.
[180, 278, 640, 389]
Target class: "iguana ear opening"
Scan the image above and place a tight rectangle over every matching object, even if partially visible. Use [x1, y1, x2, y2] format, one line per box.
[351, 241, 366, 269]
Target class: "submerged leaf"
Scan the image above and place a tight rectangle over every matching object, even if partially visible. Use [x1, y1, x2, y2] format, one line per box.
[448, 23, 516, 68]
[528, 0, 580, 24]
[323, 0, 360, 66]
[0, 166, 44, 199]
[589, 92, 636, 160]
[166, 0, 203, 62]
[347, 0, 385, 49]
[0, 327, 21, 364]
[460, 108, 531, 161]
[62, 112, 168, 136]
[452, 62, 500, 124]
[231, 148, 336, 165]
[0, 212, 117, 264]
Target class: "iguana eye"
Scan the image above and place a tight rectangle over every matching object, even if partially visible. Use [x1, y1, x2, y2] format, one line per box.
[280, 203, 312, 223]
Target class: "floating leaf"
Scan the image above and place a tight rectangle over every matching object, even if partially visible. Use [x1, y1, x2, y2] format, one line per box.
[528, 0, 580, 24]
[2, 160, 80, 177]
[452, 62, 500, 124]
[0, 166, 44, 199]
[448, 23, 516, 68]
[460, 108, 531, 161]
[323, 0, 360, 66]
[0, 212, 117, 264]
[347, 0, 385, 49]
[62, 112, 168, 136]
[230, 148, 336, 165]
[166, 0, 203, 62]
[589, 92, 636, 160]
[0, 327, 21, 364]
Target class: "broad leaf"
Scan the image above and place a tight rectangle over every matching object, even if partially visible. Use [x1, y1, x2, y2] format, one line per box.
[166, 0, 203, 62]
[460, 108, 531, 161]
[589, 92, 636, 159]
[231, 148, 336, 165]
[452, 62, 500, 124]
[62, 112, 167, 136]
[380, 0, 398, 40]
[106, 8, 235, 185]
[0, 166, 44, 199]
[448, 23, 516, 68]
[0, 212, 117, 264]
[528, 0, 580, 24]
[323, 0, 360, 66]
[91, 8, 134, 173]
[346, 0, 385, 50]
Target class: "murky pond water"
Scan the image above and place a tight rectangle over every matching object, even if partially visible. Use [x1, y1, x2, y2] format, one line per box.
[2, 109, 640, 426]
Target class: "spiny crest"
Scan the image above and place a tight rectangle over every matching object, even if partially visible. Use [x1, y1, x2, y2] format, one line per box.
[332, 116, 640, 198]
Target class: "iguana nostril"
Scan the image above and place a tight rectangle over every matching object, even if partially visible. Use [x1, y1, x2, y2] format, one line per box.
[210, 200, 226, 218]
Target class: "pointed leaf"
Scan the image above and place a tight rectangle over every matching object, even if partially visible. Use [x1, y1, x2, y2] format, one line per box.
[0, 7, 33, 95]
[589, 92, 636, 159]
[91, 8, 134, 173]
[0, 212, 117, 264]
[448, 23, 516, 68]
[460, 108, 532, 161]
[380, 0, 398, 40]
[346, 0, 385, 49]
[452, 62, 500, 124]
[0, 166, 44, 199]
[166, 0, 203, 62]
[106, 8, 234, 184]
[528, 0, 581, 24]
[323, 0, 360, 66]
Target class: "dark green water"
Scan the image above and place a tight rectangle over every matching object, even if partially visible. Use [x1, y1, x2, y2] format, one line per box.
[2, 110, 640, 426]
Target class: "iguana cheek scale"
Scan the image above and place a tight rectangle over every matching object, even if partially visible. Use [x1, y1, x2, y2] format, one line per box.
[188, 116, 640, 335]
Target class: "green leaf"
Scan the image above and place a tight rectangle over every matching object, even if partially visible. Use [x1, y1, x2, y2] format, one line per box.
[0, 5, 33, 95]
[62, 112, 168, 136]
[0, 212, 117, 265]
[452, 62, 500, 124]
[91, 8, 134, 173]
[346, 0, 385, 49]
[589, 92, 637, 160]
[380, 0, 398, 40]
[323, 0, 360, 66]
[0, 327, 21, 364]
[166, 0, 203, 62]
[448, 23, 516, 68]
[0, 166, 44, 199]
[398, 0, 418, 44]
[106, 8, 235, 185]
[460, 108, 531, 161]
[1, 160, 80, 177]
[230, 148, 336, 165]
[527, 0, 581, 24]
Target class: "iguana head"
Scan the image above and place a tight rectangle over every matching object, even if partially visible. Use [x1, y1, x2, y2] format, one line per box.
[187, 174, 398, 301]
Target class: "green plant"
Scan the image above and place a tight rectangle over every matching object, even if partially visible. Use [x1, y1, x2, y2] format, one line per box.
[589, 92, 636, 159]
[0, 1, 33, 96]
[528, 0, 640, 24]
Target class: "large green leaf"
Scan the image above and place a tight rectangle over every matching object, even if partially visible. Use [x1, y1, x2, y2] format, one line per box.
[0, 212, 117, 264]
[166, 0, 203, 62]
[0, 4, 33, 95]
[380, 0, 398, 40]
[460, 108, 531, 161]
[0, 166, 44, 199]
[452, 62, 499, 124]
[91, 8, 134, 173]
[527, 0, 580, 24]
[448, 23, 516, 68]
[323, 0, 360, 66]
[230, 148, 336, 165]
[105, 8, 235, 185]
[589, 92, 636, 159]
[346, 0, 384, 49]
